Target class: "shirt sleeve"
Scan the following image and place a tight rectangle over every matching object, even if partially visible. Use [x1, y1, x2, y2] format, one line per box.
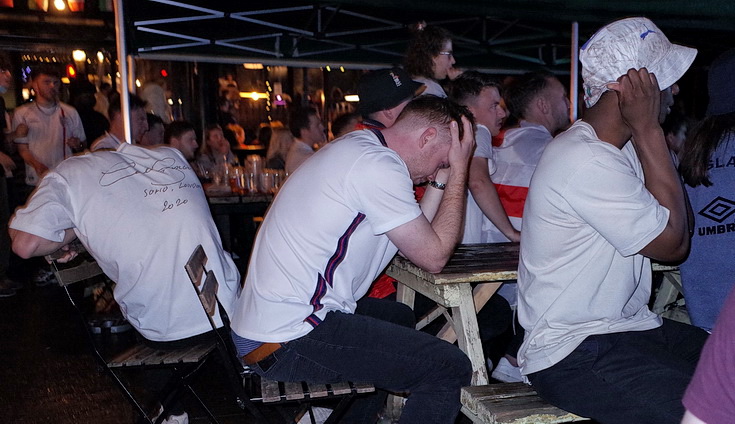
[9, 172, 74, 242]
[345, 150, 422, 235]
[11, 108, 28, 144]
[69, 108, 87, 142]
[474, 126, 497, 175]
[563, 153, 669, 257]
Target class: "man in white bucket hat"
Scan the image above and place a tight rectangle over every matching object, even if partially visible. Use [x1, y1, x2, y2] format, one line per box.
[516, 17, 708, 423]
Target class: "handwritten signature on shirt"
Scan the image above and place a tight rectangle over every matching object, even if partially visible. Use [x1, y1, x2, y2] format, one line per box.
[99, 157, 187, 187]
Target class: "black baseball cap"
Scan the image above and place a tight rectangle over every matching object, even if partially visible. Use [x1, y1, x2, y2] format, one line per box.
[357, 67, 425, 116]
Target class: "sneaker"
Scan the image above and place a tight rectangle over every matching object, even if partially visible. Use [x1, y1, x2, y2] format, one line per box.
[33, 269, 57, 287]
[491, 357, 523, 383]
[152, 406, 189, 424]
[0, 286, 16, 298]
[298, 406, 333, 424]
[162, 412, 188, 424]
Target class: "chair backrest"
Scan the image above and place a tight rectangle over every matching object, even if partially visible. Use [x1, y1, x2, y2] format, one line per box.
[185, 245, 220, 330]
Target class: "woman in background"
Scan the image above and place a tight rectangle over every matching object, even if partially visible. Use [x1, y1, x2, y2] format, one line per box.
[195, 123, 236, 178]
[404, 24, 462, 98]
[678, 49, 735, 332]
[265, 127, 294, 170]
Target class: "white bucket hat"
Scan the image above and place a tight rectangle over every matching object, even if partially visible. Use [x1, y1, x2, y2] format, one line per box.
[580, 17, 697, 107]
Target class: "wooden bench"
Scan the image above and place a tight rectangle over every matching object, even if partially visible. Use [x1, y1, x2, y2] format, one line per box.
[461, 383, 586, 424]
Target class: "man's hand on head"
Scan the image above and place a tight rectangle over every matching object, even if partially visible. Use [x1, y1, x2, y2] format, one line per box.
[606, 68, 663, 138]
[447, 116, 476, 172]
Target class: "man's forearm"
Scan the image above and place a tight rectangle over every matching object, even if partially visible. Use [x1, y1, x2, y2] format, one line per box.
[430, 168, 468, 256]
[17, 145, 43, 169]
[10, 228, 77, 259]
[633, 127, 690, 261]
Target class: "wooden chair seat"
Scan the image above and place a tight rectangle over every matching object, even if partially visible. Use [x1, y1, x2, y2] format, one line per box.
[461, 383, 585, 424]
[107, 342, 215, 368]
[257, 380, 374, 403]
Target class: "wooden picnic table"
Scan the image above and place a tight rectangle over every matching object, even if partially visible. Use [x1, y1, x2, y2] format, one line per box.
[387, 243, 520, 385]
[387, 242, 682, 386]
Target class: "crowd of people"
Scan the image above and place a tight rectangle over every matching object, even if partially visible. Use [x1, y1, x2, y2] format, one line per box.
[1, 14, 734, 424]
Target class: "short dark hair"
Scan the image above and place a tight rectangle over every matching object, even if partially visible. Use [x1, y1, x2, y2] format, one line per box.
[107, 92, 147, 121]
[405, 26, 453, 79]
[331, 112, 359, 138]
[504, 70, 556, 120]
[164, 120, 195, 144]
[146, 113, 164, 128]
[447, 71, 501, 106]
[30, 65, 61, 81]
[395, 95, 475, 143]
[289, 106, 318, 138]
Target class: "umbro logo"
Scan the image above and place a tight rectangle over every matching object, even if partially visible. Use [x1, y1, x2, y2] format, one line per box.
[698, 196, 735, 223]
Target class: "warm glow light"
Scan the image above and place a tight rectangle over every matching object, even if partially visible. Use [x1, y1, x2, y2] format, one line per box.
[22, 88, 30, 100]
[243, 63, 264, 70]
[325, 66, 331, 72]
[61, 77, 71, 84]
[167, 99, 174, 105]
[239, 92, 269, 100]
[54, 0, 66, 10]
[135, 79, 141, 88]
[344, 95, 360, 102]
[72, 50, 86, 62]
[97, 51, 104, 62]
[340, 66, 345, 72]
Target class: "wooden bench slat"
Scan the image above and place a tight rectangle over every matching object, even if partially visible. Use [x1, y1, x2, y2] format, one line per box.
[261, 379, 282, 403]
[284, 381, 305, 400]
[108, 343, 214, 367]
[108, 344, 156, 367]
[330, 382, 352, 396]
[306, 383, 329, 399]
[461, 384, 585, 424]
[354, 383, 375, 394]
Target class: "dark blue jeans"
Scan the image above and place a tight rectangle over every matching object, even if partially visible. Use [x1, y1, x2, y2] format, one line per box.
[249, 298, 472, 424]
[528, 319, 708, 424]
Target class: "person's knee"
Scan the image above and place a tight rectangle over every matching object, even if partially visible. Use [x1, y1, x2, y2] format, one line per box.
[435, 344, 473, 387]
[390, 301, 417, 328]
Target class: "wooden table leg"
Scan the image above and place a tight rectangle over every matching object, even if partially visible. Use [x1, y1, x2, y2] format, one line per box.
[450, 283, 490, 385]
[437, 282, 502, 343]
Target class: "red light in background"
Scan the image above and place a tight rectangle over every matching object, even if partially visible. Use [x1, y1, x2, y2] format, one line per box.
[160, 69, 168, 77]
[66, 64, 76, 78]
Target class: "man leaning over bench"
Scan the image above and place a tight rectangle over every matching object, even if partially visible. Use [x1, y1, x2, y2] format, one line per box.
[230, 96, 475, 424]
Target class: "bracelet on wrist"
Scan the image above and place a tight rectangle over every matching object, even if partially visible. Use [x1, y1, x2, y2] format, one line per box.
[428, 180, 446, 190]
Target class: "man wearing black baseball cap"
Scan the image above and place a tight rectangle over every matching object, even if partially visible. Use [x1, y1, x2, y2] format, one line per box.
[357, 67, 425, 130]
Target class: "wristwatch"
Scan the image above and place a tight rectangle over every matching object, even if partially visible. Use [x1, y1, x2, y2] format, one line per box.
[428, 180, 446, 190]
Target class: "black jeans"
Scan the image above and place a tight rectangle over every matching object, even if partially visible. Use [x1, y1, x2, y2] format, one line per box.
[528, 319, 708, 424]
[248, 297, 472, 424]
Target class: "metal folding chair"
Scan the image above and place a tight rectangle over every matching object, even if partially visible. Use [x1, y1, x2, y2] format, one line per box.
[49, 248, 219, 424]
